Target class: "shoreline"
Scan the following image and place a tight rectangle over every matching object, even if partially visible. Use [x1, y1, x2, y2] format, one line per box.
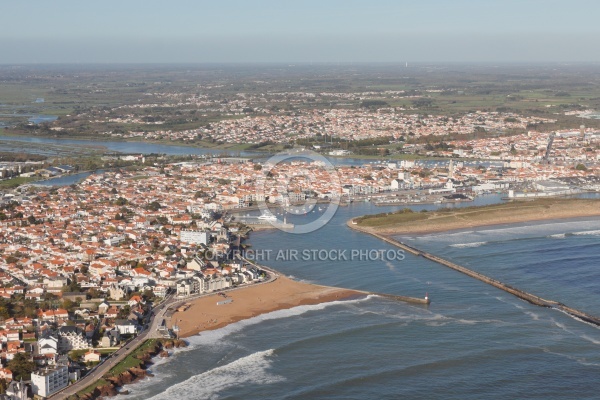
[168, 274, 363, 338]
[350, 213, 600, 237]
[350, 198, 600, 236]
[348, 222, 600, 329]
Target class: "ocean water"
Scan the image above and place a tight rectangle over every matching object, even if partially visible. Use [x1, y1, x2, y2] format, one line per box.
[128, 197, 600, 399]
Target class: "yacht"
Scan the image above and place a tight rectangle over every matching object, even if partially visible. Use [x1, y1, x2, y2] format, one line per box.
[258, 214, 277, 221]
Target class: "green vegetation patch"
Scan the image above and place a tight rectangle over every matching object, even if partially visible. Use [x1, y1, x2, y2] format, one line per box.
[106, 339, 158, 376]
[72, 378, 110, 398]
[356, 208, 428, 227]
[0, 176, 37, 189]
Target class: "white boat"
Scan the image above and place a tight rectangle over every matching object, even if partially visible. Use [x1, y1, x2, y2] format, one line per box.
[258, 214, 277, 221]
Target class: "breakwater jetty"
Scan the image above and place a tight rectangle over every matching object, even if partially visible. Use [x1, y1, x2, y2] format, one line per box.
[349, 221, 600, 327]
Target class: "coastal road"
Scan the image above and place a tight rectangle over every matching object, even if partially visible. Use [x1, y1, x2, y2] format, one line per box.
[50, 294, 177, 399]
[51, 271, 277, 399]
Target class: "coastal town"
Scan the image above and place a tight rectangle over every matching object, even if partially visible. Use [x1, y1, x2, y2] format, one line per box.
[0, 126, 599, 396]
[0, 64, 599, 399]
[5, 0, 600, 398]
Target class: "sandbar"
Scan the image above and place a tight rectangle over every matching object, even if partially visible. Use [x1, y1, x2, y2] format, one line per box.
[351, 198, 600, 235]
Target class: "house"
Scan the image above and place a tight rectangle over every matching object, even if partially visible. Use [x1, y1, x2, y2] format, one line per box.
[83, 350, 101, 363]
[6, 331, 19, 342]
[114, 319, 137, 336]
[152, 285, 168, 297]
[100, 329, 120, 348]
[109, 284, 126, 301]
[127, 295, 143, 307]
[37, 309, 69, 323]
[5, 379, 28, 400]
[98, 302, 110, 314]
[0, 367, 12, 381]
[38, 335, 59, 355]
[57, 326, 91, 352]
[104, 306, 120, 319]
[186, 256, 205, 271]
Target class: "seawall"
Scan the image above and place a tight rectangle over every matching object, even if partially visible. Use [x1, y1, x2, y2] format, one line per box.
[349, 221, 600, 327]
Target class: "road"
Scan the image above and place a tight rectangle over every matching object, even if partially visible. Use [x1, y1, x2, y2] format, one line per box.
[50, 293, 176, 399]
[50, 269, 276, 399]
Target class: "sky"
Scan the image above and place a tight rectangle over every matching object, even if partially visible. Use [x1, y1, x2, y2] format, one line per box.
[2, 0, 600, 64]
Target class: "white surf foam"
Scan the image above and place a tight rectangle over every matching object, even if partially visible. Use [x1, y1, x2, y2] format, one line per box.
[146, 349, 284, 400]
[525, 311, 540, 321]
[548, 233, 566, 239]
[581, 334, 600, 346]
[573, 230, 600, 236]
[449, 241, 487, 248]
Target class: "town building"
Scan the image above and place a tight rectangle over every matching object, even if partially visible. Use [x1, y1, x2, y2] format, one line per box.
[31, 365, 69, 398]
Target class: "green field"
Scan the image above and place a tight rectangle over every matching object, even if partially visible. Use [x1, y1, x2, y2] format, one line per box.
[0, 176, 37, 189]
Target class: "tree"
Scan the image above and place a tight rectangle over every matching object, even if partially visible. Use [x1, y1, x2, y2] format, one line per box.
[87, 288, 102, 299]
[62, 299, 76, 311]
[147, 201, 162, 211]
[575, 163, 588, 171]
[118, 305, 131, 319]
[0, 305, 10, 320]
[143, 289, 155, 301]
[7, 353, 35, 380]
[4, 255, 19, 265]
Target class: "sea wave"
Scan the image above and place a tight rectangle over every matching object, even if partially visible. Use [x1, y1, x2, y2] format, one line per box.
[146, 349, 285, 400]
[572, 230, 600, 236]
[548, 233, 566, 239]
[449, 241, 487, 248]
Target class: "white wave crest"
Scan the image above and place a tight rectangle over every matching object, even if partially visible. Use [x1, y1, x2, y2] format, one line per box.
[525, 311, 540, 321]
[146, 349, 284, 400]
[449, 241, 487, 248]
[548, 233, 566, 239]
[581, 334, 600, 346]
[573, 230, 600, 236]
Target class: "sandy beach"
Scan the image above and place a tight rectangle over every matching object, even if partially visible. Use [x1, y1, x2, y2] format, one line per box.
[169, 275, 362, 338]
[353, 198, 600, 235]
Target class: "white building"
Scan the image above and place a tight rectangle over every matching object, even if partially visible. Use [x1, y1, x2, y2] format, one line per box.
[205, 276, 230, 292]
[38, 336, 59, 355]
[114, 320, 138, 335]
[109, 284, 127, 301]
[180, 230, 210, 245]
[104, 235, 126, 247]
[57, 327, 92, 352]
[31, 365, 69, 398]
[186, 257, 205, 272]
[176, 279, 195, 297]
